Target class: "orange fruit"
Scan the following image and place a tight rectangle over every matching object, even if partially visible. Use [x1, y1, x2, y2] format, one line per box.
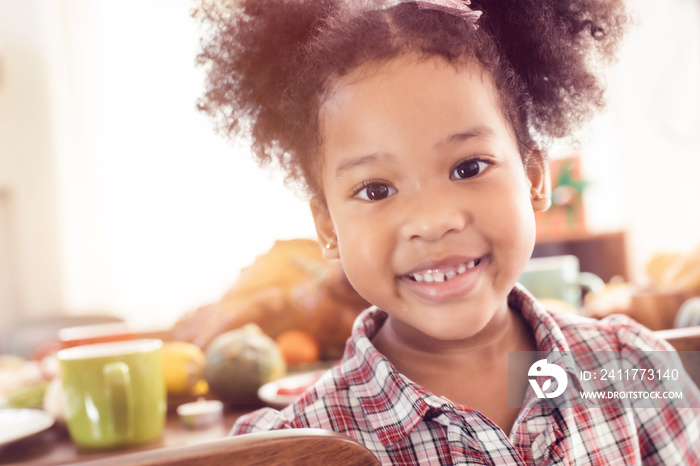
[275, 330, 321, 366]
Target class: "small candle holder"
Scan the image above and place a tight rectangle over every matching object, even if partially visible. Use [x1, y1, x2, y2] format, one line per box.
[176, 398, 224, 429]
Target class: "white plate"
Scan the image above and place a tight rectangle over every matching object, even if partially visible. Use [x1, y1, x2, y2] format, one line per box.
[0, 409, 55, 448]
[258, 370, 326, 409]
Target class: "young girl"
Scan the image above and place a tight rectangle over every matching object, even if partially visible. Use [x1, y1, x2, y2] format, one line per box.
[195, 0, 700, 463]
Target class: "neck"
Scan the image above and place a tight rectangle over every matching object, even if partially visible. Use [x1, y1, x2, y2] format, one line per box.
[373, 305, 535, 377]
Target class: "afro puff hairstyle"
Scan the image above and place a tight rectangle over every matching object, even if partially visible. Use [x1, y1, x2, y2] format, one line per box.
[195, 0, 627, 198]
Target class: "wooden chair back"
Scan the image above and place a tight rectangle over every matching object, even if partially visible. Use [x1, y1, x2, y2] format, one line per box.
[83, 428, 380, 466]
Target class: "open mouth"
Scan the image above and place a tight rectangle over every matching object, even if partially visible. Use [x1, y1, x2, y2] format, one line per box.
[407, 258, 483, 283]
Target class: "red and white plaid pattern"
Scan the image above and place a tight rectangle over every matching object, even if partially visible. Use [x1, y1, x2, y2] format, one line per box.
[231, 285, 700, 465]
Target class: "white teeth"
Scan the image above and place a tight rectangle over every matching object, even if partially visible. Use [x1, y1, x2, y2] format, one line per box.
[409, 259, 480, 283]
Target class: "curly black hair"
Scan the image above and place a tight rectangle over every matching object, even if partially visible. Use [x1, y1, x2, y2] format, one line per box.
[195, 0, 627, 198]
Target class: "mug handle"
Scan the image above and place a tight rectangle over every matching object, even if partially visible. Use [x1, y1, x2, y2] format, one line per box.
[103, 362, 134, 442]
[576, 272, 606, 296]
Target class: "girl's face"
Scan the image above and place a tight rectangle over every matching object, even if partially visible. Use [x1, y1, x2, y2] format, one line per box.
[313, 56, 549, 342]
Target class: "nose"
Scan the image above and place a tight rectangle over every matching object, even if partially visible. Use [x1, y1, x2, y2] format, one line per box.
[399, 193, 468, 242]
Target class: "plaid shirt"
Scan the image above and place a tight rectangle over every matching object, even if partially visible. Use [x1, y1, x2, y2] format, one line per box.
[231, 285, 700, 465]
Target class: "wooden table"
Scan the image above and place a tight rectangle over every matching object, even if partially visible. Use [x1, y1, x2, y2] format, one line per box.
[0, 406, 251, 465]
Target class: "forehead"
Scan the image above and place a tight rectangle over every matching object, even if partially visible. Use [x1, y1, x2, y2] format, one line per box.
[318, 55, 516, 158]
[323, 55, 490, 110]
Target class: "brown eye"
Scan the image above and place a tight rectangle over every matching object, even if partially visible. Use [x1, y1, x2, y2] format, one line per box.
[451, 159, 489, 180]
[355, 183, 396, 201]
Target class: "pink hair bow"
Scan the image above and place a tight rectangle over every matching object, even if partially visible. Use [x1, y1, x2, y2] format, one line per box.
[415, 0, 482, 26]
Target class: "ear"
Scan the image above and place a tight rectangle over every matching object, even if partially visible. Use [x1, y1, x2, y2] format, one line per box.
[526, 150, 551, 212]
[310, 196, 340, 260]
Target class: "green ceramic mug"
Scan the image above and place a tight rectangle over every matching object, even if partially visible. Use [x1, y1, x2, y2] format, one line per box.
[57, 339, 166, 449]
[518, 255, 605, 309]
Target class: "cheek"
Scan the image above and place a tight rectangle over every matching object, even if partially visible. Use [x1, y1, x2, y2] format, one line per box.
[489, 183, 537, 258]
[334, 218, 395, 300]
[337, 219, 385, 271]
[337, 251, 381, 307]
[505, 197, 538, 270]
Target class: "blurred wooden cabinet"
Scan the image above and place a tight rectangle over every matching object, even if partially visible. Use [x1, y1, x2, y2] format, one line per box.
[532, 231, 628, 283]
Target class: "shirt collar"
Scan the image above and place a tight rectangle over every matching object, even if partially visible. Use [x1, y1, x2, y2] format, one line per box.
[509, 283, 588, 396]
[340, 307, 451, 446]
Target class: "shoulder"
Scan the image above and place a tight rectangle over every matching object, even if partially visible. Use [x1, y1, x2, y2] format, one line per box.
[513, 283, 671, 353]
[550, 310, 674, 352]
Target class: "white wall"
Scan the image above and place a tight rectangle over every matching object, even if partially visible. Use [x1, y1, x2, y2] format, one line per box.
[580, 0, 700, 282]
[0, 191, 19, 330]
[1, 0, 316, 329]
[0, 0, 698, 329]
[0, 0, 64, 330]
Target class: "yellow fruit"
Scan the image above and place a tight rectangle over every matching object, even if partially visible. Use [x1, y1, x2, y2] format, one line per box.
[160, 341, 206, 394]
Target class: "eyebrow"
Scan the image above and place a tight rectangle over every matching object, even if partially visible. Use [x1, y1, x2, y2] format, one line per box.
[333, 126, 496, 177]
[442, 126, 496, 145]
[334, 153, 394, 177]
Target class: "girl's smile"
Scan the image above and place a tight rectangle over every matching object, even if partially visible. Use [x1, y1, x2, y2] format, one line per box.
[399, 254, 487, 303]
[312, 55, 548, 344]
